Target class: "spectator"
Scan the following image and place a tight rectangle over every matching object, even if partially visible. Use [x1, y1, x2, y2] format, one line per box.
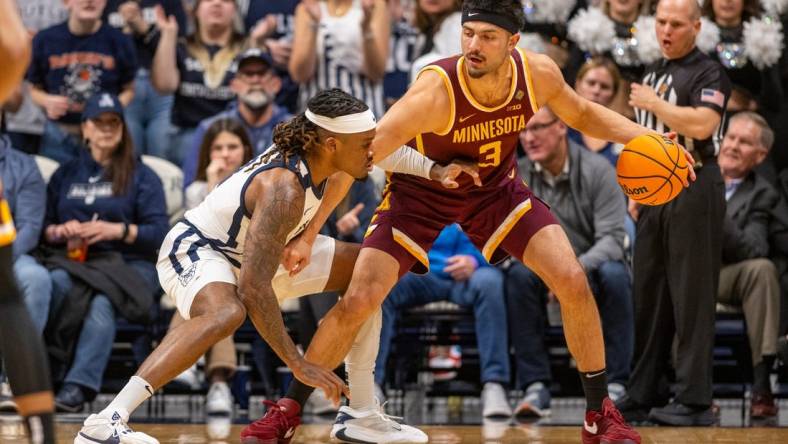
[0, 113, 51, 413]
[182, 48, 291, 187]
[185, 118, 253, 210]
[27, 0, 137, 163]
[151, 0, 245, 165]
[40, 93, 167, 412]
[701, 0, 784, 114]
[717, 111, 783, 419]
[290, 0, 390, 117]
[375, 224, 512, 419]
[568, 56, 624, 165]
[383, 0, 422, 109]
[245, 0, 300, 112]
[618, 0, 731, 427]
[3, 0, 68, 154]
[508, 106, 632, 419]
[103, 1, 188, 157]
[409, 0, 461, 79]
[567, 0, 655, 117]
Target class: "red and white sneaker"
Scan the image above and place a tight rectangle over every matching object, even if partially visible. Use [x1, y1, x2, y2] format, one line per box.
[582, 398, 641, 444]
[241, 399, 302, 444]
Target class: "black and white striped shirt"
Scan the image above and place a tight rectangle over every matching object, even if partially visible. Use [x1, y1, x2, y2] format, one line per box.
[636, 48, 732, 160]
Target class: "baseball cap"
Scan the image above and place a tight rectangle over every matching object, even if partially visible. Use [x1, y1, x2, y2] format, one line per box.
[82, 92, 124, 122]
[236, 47, 274, 70]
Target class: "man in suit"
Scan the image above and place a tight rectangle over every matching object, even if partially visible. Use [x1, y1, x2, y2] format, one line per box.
[717, 111, 782, 419]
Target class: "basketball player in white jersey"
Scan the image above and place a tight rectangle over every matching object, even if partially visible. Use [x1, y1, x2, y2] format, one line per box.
[73, 88, 475, 444]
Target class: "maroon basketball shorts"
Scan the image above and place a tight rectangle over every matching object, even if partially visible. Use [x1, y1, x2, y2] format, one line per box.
[362, 179, 558, 277]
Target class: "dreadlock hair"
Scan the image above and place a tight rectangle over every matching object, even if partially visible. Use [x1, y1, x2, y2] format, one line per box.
[462, 0, 526, 32]
[271, 88, 370, 162]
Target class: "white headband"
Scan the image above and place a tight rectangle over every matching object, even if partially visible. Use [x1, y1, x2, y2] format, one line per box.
[304, 109, 377, 134]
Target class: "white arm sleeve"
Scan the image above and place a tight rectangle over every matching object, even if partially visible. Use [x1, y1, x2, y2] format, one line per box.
[376, 145, 435, 179]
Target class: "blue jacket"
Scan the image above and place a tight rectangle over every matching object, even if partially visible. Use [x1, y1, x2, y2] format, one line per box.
[45, 149, 169, 261]
[182, 103, 292, 187]
[0, 136, 46, 260]
[428, 224, 488, 281]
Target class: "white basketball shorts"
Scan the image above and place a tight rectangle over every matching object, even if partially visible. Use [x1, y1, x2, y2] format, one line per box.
[157, 222, 335, 319]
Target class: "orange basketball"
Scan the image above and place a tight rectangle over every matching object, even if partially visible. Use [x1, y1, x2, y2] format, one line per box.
[616, 134, 689, 206]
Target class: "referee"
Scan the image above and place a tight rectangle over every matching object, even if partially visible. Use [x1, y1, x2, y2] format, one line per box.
[616, 0, 731, 426]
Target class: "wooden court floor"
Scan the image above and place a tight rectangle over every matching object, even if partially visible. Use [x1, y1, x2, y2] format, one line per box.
[3, 422, 788, 443]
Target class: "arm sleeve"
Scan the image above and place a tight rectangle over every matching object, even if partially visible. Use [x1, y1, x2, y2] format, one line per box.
[128, 167, 169, 253]
[375, 145, 435, 179]
[11, 163, 46, 259]
[689, 63, 732, 115]
[576, 162, 627, 271]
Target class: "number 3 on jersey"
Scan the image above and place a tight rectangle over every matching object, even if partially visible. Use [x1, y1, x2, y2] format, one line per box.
[479, 141, 501, 167]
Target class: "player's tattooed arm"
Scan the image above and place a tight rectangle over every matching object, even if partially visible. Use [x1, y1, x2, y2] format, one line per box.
[238, 170, 347, 399]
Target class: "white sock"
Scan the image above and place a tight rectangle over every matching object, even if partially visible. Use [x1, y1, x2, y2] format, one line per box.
[346, 310, 382, 410]
[100, 376, 154, 421]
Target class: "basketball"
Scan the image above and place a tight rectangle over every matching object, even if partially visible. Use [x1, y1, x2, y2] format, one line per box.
[616, 134, 689, 206]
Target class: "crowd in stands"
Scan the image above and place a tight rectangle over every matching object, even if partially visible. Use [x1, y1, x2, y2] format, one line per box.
[0, 0, 787, 427]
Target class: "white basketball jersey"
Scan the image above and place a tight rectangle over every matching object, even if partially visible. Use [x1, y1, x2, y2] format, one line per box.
[181, 147, 325, 268]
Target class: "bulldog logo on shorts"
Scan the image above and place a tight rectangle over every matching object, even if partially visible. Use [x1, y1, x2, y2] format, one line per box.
[178, 264, 197, 287]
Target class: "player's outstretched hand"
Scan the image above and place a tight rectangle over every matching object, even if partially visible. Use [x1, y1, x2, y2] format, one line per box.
[282, 234, 312, 276]
[663, 132, 696, 185]
[431, 160, 482, 188]
[292, 358, 350, 406]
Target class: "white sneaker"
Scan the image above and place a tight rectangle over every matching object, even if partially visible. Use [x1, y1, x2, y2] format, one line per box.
[482, 382, 512, 418]
[331, 400, 428, 443]
[172, 364, 202, 390]
[0, 382, 18, 413]
[205, 382, 233, 415]
[75, 409, 158, 444]
[306, 388, 338, 416]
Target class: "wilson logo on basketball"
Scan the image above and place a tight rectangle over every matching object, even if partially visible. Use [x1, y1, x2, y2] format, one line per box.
[620, 184, 648, 196]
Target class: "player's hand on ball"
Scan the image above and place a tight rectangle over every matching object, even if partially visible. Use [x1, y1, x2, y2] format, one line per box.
[282, 234, 312, 276]
[662, 132, 696, 184]
[292, 358, 350, 407]
[431, 160, 482, 188]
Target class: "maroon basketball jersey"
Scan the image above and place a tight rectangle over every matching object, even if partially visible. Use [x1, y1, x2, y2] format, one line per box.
[390, 47, 538, 200]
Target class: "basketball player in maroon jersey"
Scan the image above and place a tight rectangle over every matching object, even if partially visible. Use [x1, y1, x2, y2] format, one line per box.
[0, 2, 57, 443]
[245, 1, 695, 443]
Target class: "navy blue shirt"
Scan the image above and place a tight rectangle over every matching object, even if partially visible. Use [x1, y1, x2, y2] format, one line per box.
[27, 22, 138, 124]
[384, 19, 422, 109]
[103, 0, 188, 70]
[171, 41, 241, 128]
[320, 179, 379, 244]
[243, 0, 298, 38]
[45, 149, 169, 261]
[182, 103, 292, 187]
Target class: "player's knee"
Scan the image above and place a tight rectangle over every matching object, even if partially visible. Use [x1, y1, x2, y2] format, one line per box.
[340, 289, 383, 324]
[554, 264, 590, 305]
[211, 301, 247, 337]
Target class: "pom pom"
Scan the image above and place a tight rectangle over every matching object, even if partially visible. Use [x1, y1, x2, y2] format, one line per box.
[633, 15, 662, 64]
[523, 0, 577, 24]
[762, 0, 788, 16]
[743, 16, 785, 69]
[567, 8, 616, 54]
[696, 17, 721, 53]
[518, 32, 547, 54]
